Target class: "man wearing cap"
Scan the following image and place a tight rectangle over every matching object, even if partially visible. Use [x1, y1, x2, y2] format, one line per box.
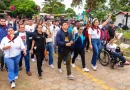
[108, 21, 116, 40]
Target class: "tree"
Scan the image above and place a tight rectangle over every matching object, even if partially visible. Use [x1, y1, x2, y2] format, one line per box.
[65, 8, 76, 17]
[0, 0, 6, 10]
[42, 0, 65, 14]
[9, 0, 39, 18]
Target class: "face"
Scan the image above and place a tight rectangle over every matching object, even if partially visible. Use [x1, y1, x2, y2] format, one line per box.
[76, 22, 80, 27]
[7, 28, 15, 35]
[109, 24, 114, 28]
[55, 21, 59, 26]
[62, 23, 68, 30]
[19, 25, 25, 32]
[19, 20, 23, 25]
[37, 25, 43, 32]
[79, 28, 83, 33]
[93, 20, 99, 27]
[39, 21, 43, 24]
[28, 20, 33, 25]
[0, 19, 6, 25]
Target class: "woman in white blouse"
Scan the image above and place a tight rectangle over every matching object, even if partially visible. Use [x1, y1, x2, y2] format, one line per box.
[88, 13, 112, 71]
[0, 27, 26, 88]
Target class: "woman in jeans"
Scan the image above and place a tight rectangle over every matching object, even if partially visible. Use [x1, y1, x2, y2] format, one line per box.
[88, 13, 112, 71]
[0, 27, 26, 88]
[31, 24, 47, 79]
[72, 26, 89, 72]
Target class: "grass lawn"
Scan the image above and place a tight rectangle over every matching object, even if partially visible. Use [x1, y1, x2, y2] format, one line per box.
[123, 30, 130, 39]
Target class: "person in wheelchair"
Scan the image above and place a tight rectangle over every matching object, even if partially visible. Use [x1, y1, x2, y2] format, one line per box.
[106, 38, 126, 67]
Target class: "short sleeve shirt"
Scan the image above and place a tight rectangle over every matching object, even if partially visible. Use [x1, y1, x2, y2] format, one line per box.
[32, 32, 46, 50]
[88, 25, 102, 39]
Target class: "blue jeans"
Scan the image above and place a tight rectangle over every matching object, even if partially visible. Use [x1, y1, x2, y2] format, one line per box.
[19, 50, 30, 72]
[4, 54, 21, 82]
[91, 39, 101, 66]
[46, 42, 54, 65]
[111, 52, 126, 63]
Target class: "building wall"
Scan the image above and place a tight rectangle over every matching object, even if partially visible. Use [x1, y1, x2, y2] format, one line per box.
[115, 14, 130, 28]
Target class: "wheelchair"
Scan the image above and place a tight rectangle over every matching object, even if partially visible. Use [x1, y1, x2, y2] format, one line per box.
[99, 45, 124, 69]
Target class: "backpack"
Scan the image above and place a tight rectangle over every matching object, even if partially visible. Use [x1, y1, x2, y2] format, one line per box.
[100, 29, 110, 42]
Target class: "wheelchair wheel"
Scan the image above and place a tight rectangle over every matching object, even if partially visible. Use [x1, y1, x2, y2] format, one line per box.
[99, 50, 110, 66]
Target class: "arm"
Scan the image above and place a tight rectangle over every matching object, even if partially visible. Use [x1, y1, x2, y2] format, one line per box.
[101, 13, 112, 27]
[0, 38, 11, 50]
[56, 32, 65, 46]
[20, 37, 26, 56]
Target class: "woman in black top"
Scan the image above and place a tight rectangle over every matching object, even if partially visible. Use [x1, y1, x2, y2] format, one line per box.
[30, 24, 47, 79]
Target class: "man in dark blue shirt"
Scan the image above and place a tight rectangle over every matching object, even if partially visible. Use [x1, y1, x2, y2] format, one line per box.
[0, 18, 7, 71]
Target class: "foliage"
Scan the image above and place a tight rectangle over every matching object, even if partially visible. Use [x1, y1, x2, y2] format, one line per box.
[123, 31, 130, 39]
[0, 0, 6, 10]
[10, 0, 39, 18]
[42, 0, 65, 14]
[65, 8, 76, 17]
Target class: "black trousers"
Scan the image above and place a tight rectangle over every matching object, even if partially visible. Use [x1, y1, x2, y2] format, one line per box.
[35, 49, 44, 76]
[85, 37, 89, 50]
[72, 48, 86, 68]
[0, 49, 4, 69]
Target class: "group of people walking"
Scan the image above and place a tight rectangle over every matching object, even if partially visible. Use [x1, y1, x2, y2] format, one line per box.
[0, 12, 126, 89]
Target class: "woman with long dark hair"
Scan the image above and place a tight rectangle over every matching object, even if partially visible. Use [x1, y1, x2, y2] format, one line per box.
[88, 13, 112, 71]
[30, 24, 47, 79]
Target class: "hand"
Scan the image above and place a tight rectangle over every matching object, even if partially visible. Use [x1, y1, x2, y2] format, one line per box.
[89, 44, 93, 50]
[70, 41, 73, 44]
[30, 49, 33, 54]
[66, 43, 71, 46]
[4, 46, 11, 50]
[23, 51, 27, 56]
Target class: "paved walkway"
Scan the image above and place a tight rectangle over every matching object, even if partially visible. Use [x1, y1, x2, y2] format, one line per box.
[0, 52, 130, 90]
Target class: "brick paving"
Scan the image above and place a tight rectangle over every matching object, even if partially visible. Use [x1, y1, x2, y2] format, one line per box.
[0, 52, 130, 90]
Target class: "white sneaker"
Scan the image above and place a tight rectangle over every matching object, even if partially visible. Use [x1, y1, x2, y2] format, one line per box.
[11, 81, 15, 89]
[49, 64, 54, 69]
[68, 74, 75, 80]
[58, 69, 63, 73]
[15, 76, 18, 80]
[63, 61, 66, 65]
[91, 65, 97, 71]
[76, 56, 81, 60]
[31, 58, 35, 62]
[86, 50, 90, 52]
[72, 64, 75, 68]
[82, 67, 89, 72]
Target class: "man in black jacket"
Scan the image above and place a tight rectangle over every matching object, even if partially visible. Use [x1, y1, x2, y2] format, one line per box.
[15, 24, 32, 76]
[56, 21, 75, 80]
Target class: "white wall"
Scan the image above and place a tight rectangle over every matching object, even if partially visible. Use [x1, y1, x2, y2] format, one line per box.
[115, 14, 130, 28]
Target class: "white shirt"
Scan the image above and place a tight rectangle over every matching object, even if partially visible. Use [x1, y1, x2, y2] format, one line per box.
[106, 43, 117, 52]
[0, 36, 25, 58]
[88, 25, 102, 39]
[25, 24, 36, 32]
[50, 25, 60, 37]
[42, 25, 53, 43]
[72, 27, 78, 39]
[19, 32, 27, 50]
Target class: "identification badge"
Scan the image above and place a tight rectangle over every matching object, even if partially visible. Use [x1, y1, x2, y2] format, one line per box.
[29, 37, 32, 39]
[65, 37, 69, 42]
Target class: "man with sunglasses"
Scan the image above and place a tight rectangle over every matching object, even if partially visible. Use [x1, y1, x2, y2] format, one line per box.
[0, 18, 7, 71]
